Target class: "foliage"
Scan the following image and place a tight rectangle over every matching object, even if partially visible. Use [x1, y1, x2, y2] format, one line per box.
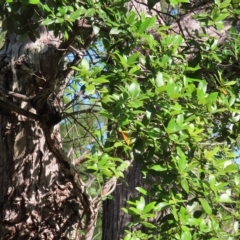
[1, 0, 240, 239]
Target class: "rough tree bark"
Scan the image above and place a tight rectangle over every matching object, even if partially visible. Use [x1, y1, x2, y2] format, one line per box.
[102, 161, 143, 240]
[0, 23, 101, 239]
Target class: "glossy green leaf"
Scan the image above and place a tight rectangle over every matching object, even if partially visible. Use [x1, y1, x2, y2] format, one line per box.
[69, 7, 86, 21]
[218, 193, 232, 202]
[234, 221, 239, 233]
[199, 198, 212, 215]
[156, 72, 164, 87]
[27, 0, 39, 4]
[93, 77, 109, 84]
[181, 230, 192, 240]
[181, 179, 189, 193]
[136, 187, 147, 196]
[151, 164, 167, 172]
[140, 221, 156, 229]
[224, 81, 236, 86]
[142, 202, 156, 214]
[129, 207, 140, 215]
[136, 197, 145, 212]
[154, 202, 171, 212]
[128, 82, 140, 98]
[85, 84, 95, 94]
[138, 16, 156, 34]
[123, 233, 132, 240]
[80, 58, 90, 71]
[110, 27, 122, 35]
[220, 0, 231, 8]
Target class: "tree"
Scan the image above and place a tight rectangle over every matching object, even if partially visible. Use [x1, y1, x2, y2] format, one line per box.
[0, 0, 240, 240]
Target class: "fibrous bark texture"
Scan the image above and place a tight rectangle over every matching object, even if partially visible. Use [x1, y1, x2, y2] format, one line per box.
[0, 30, 82, 240]
[102, 161, 143, 240]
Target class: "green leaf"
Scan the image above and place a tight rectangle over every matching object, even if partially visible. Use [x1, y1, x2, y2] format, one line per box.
[41, 18, 55, 26]
[199, 198, 212, 215]
[218, 193, 232, 202]
[27, 0, 40, 4]
[21, 0, 39, 4]
[85, 84, 95, 94]
[235, 176, 240, 186]
[181, 179, 189, 193]
[98, 153, 109, 167]
[138, 16, 156, 34]
[151, 165, 167, 172]
[223, 160, 238, 172]
[110, 27, 122, 35]
[128, 100, 143, 108]
[167, 84, 181, 99]
[207, 92, 218, 102]
[156, 72, 164, 87]
[136, 197, 145, 212]
[85, 8, 95, 17]
[142, 202, 156, 214]
[93, 77, 109, 84]
[181, 230, 192, 240]
[186, 218, 201, 226]
[209, 175, 216, 189]
[80, 58, 89, 71]
[220, 0, 231, 8]
[136, 187, 147, 196]
[178, 156, 187, 172]
[123, 233, 132, 240]
[127, 53, 139, 65]
[198, 80, 207, 93]
[224, 81, 236, 86]
[224, 163, 238, 172]
[140, 221, 156, 229]
[69, 7, 86, 21]
[232, 0, 240, 9]
[234, 221, 239, 233]
[71, 66, 81, 71]
[128, 82, 140, 98]
[214, 13, 229, 22]
[126, 11, 137, 24]
[93, 26, 100, 35]
[173, 35, 183, 48]
[129, 207, 141, 215]
[55, 18, 64, 23]
[154, 202, 171, 212]
[102, 169, 113, 177]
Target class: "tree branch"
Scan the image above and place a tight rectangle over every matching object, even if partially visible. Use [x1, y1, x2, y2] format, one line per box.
[0, 96, 41, 121]
[42, 125, 98, 240]
[0, 87, 32, 102]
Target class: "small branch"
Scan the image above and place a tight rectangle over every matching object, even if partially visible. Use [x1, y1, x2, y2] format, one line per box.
[68, 113, 104, 152]
[219, 203, 234, 214]
[63, 90, 85, 111]
[73, 155, 90, 165]
[62, 109, 99, 120]
[42, 125, 94, 240]
[0, 96, 41, 121]
[101, 176, 117, 197]
[0, 87, 32, 102]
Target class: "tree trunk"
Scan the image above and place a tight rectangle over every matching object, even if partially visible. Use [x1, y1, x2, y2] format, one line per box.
[0, 31, 82, 239]
[102, 161, 143, 240]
